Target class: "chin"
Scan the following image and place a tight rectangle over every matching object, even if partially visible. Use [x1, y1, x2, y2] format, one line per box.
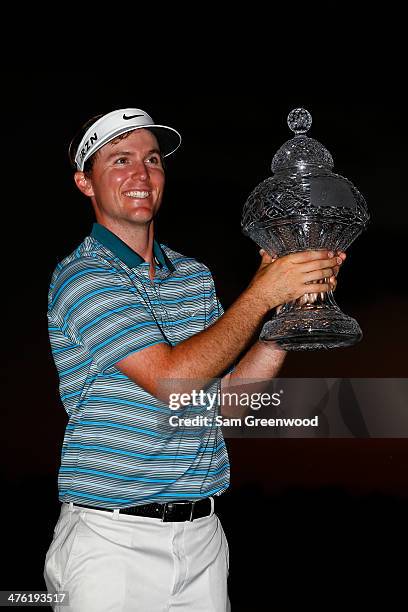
[128, 211, 154, 223]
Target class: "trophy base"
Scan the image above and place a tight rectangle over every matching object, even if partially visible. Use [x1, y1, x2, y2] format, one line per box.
[260, 308, 362, 351]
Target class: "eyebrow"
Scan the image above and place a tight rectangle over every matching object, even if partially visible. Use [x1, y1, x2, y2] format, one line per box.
[105, 148, 162, 161]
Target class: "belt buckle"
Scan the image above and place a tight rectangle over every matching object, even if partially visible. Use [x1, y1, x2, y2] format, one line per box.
[161, 501, 195, 522]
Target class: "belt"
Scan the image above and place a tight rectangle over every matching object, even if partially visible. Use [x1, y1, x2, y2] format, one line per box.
[72, 496, 214, 522]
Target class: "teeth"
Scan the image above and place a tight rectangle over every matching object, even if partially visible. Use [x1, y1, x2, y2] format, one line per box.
[124, 191, 150, 198]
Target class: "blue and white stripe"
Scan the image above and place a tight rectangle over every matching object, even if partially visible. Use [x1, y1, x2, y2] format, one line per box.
[48, 224, 230, 508]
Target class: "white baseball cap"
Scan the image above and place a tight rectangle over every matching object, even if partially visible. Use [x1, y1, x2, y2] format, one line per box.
[72, 108, 182, 170]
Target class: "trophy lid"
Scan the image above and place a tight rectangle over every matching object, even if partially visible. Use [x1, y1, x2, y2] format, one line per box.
[272, 108, 334, 172]
[242, 106, 370, 257]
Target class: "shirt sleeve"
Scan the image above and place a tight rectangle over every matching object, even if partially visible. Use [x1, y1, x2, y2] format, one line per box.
[48, 257, 169, 372]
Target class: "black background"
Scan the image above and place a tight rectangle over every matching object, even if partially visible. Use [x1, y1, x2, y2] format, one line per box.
[3, 70, 408, 609]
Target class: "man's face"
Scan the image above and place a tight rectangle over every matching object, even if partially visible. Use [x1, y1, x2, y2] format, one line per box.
[78, 129, 165, 227]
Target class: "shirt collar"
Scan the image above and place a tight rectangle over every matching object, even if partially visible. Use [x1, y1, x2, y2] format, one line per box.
[90, 223, 175, 272]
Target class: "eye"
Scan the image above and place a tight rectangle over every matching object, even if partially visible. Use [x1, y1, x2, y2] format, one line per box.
[146, 155, 162, 165]
[114, 157, 128, 165]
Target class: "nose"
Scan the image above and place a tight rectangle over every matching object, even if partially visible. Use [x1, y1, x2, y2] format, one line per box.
[131, 161, 148, 181]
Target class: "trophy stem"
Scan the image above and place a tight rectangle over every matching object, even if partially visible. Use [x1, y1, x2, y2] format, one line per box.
[276, 283, 338, 315]
[261, 282, 362, 351]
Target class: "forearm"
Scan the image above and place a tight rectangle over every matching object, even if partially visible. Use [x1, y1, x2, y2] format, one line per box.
[165, 288, 269, 383]
[117, 249, 339, 401]
[229, 340, 286, 381]
[220, 341, 286, 417]
[117, 287, 271, 402]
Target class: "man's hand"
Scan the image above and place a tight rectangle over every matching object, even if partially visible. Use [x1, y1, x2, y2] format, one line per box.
[247, 249, 344, 311]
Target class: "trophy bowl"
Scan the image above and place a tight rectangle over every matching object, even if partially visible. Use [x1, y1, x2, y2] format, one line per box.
[242, 108, 370, 351]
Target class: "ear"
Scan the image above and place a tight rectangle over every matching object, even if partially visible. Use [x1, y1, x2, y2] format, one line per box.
[74, 171, 95, 197]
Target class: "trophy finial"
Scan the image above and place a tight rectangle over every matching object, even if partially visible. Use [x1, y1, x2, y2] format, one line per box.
[287, 108, 312, 135]
[272, 107, 333, 172]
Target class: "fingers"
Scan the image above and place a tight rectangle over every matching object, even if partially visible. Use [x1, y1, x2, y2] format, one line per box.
[259, 249, 276, 265]
[302, 281, 334, 294]
[334, 251, 345, 276]
[270, 249, 346, 259]
[298, 255, 340, 273]
[287, 250, 335, 264]
[296, 277, 337, 302]
[284, 251, 344, 274]
[304, 267, 335, 282]
[284, 249, 346, 266]
[259, 249, 276, 259]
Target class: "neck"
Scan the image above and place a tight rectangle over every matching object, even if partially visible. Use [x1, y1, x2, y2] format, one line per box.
[96, 218, 156, 278]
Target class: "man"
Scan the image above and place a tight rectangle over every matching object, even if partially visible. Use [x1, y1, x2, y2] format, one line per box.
[44, 108, 343, 611]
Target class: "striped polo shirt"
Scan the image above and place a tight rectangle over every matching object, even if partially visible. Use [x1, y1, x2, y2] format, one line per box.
[47, 223, 230, 508]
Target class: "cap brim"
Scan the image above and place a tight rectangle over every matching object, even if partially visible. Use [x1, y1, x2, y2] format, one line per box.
[146, 125, 181, 157]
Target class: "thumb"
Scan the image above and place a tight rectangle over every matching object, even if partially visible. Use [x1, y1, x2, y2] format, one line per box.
[259, 249, 275, 266]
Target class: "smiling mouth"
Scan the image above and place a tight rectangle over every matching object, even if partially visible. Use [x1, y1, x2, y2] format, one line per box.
[123, 190, 151, 199]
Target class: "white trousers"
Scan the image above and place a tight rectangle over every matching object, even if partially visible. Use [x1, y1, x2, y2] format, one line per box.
[44, 501, 230, 612]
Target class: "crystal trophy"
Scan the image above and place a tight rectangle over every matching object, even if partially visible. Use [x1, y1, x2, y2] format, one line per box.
[242, 108, 369, 350]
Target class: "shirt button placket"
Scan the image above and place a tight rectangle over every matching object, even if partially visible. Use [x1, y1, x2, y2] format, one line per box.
[152, 275, 168, 327]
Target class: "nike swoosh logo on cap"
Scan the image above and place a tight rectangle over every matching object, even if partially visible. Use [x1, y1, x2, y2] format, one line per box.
[123, 114, 144, 120]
